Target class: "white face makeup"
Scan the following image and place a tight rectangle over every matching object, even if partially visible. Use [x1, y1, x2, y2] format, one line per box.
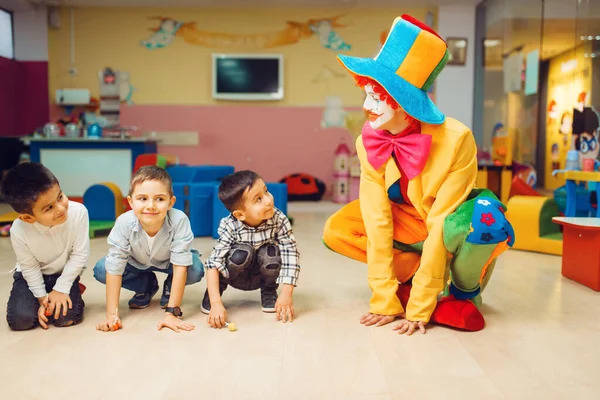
[363, 83, 395, 129]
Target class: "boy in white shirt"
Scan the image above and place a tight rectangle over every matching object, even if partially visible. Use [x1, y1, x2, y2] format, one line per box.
[1, 163, 89, 331]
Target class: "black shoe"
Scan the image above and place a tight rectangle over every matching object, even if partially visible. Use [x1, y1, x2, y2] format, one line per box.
[160, 275, 172, 309]
[128, 273, 159, 309]
[200, 282, 227, 314]
[260, 285, 278, 313]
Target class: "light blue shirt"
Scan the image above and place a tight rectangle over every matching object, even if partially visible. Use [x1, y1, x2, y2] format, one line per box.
[104, 208, 195, 275]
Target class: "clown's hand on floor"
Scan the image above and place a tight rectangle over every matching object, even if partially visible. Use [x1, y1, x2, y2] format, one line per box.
[360, 312, 399, 327]
[468, 197, 515, 246]
[392, 318, 427, 335]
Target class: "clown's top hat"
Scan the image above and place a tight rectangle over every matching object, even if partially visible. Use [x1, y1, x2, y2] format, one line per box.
[338, 14, 448, 125]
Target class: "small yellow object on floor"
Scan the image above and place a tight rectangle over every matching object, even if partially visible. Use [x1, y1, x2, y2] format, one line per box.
[225, 322, 237, 332]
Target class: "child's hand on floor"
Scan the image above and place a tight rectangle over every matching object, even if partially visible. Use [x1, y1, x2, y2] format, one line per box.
[275, 288, 295, 323]
[158, 313, 195, 333]
[208, 303, 227, 328]
[392, 318, 427, 335]
[47, 290, 72, 320]
[96, 314, 122, 332]
[37, 297, 49, 330]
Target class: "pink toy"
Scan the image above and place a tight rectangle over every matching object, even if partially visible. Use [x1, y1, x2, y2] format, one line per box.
[333, 142, 351, 203]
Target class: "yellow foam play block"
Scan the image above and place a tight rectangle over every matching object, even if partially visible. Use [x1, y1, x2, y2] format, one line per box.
[506, 195, 563, 255]
[0, 211, 19, 224]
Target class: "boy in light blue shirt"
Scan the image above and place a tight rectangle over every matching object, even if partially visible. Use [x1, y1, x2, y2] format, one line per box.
[93, 166, 204, 333]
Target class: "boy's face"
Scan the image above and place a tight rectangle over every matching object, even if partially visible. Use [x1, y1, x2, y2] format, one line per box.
[233, 178, 275, 227]
[19, 184, 69, 227]
[127, 180, 175, 229]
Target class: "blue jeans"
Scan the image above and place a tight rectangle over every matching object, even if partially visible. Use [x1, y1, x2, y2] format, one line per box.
[6, 272, 84, 331]
[93, 249, 204, 293]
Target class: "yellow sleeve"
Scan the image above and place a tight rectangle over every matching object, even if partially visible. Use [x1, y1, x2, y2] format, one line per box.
[406, 130, 478, 323]
[356, 137, 404, 316]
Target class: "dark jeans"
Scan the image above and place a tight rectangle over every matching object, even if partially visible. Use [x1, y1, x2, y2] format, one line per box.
[223, 243, 281, 291]
[93, 250, 204, 293]
[6, 272, 84, 331]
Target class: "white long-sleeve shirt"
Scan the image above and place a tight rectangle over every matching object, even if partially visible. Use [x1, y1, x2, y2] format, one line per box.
[10, 201, 90, 298]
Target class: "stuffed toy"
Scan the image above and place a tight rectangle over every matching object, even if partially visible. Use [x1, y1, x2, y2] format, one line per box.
[323, 15, 514, 333]
[280, 173, 326, 201]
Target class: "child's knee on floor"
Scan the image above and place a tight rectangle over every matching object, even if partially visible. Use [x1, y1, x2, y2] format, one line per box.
[7, 308, 38, 331]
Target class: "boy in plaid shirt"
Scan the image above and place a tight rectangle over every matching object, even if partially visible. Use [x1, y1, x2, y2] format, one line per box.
[202, 170, 299, 327]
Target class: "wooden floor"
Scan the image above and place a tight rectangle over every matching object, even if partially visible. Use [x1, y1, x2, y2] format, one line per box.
[1, 201, 599, 400]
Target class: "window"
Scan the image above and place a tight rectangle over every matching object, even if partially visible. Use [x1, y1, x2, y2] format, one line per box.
[0, 8, 14, 59]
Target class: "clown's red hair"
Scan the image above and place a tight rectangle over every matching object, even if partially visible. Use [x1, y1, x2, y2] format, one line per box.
[355, 75, 418, 125]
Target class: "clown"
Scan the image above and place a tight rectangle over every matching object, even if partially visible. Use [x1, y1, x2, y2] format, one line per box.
[323, 15, 514, 334]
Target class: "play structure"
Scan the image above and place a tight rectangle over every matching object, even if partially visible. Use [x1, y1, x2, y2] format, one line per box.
[168, 165, 288, 238]
[505, 195, 562, 255]
[83, 182, 125, 238]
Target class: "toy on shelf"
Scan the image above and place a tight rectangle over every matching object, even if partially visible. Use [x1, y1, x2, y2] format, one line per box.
[87, 123, 103, 139]
[43, 122, 62, 138]
[64, 122, 81, 138]
[83, 182, 125, 238]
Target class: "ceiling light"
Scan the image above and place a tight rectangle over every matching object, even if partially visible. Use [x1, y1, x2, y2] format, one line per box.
[581, 35, 586, 40]
[596, 36, 600, 40]
[591, 53, 597, 58]
[588, 36, 594, 40]
[585, 53, 589, 57]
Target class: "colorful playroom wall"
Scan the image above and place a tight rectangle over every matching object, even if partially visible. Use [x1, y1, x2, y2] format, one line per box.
[47, 6, 434, 190]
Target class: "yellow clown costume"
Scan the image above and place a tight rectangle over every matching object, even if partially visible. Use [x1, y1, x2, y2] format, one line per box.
[323, 15, 514, 331]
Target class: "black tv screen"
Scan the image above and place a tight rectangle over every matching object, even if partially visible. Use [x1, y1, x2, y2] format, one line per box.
[212, 54, 283, 100]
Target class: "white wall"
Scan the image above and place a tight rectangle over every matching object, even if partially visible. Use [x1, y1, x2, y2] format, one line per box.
[13, 5, 47, 61]
[436, 5, 476, 129]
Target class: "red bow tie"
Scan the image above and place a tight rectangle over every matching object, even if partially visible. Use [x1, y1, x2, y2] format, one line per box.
[362, 121, 432, 180]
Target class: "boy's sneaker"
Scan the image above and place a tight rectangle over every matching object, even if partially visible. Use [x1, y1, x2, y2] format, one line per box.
[160, 275, 172, 309]
[200, 283, 227, 314]
[260, 285, 278, 313]
[128, 273, 159, 309]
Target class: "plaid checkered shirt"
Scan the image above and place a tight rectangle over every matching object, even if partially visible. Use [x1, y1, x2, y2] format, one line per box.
[204, 208, 300, 286]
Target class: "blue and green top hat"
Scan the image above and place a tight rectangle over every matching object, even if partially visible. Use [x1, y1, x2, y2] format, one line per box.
[338, 14, 449, 125]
